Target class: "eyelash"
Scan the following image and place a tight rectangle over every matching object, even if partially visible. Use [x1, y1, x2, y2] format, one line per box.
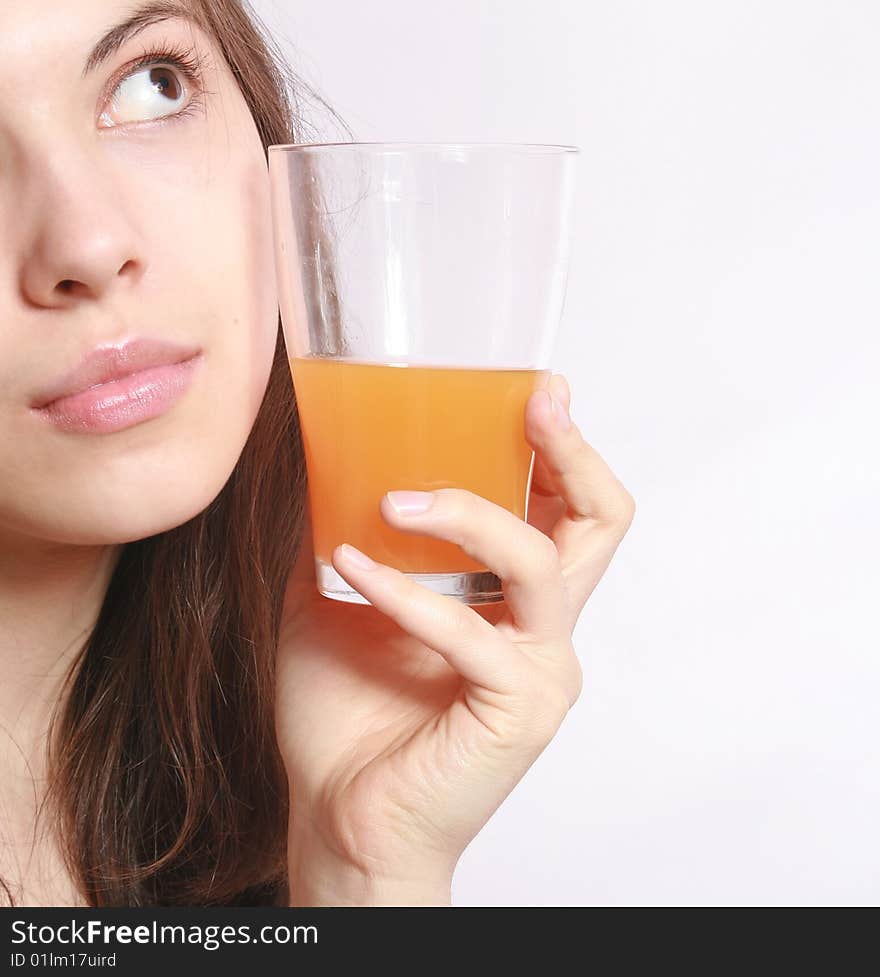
[105, 40, 209, 126]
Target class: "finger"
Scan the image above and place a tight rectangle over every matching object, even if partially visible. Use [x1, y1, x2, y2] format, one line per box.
[551, 371, 571, 413]
[530, 373, 570, 498]
[525, 489, 568, 538]
[330, 542, 530, 697]
[523, 374, 636, 580]
[378, 487, 568, 643]
[525, 374, 634, 529]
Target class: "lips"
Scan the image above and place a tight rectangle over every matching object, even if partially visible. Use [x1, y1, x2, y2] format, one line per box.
[31, 337, 203, 410]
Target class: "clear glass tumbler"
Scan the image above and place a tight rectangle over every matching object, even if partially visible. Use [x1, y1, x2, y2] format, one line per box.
[268, 142, 578, 605]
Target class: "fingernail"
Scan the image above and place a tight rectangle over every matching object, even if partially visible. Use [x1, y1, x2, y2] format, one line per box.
[547, 390, 571, 431]
[339, 543, 377, 570]
[386, 490, 435, 515]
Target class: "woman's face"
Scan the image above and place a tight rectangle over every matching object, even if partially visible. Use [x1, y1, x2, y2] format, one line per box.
[0, 0, 278, 549]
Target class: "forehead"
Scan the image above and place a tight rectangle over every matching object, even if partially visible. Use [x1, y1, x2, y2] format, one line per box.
[0, 0, 202, 66]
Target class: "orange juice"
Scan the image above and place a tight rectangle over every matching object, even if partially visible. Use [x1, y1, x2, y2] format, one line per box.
[290, 356, 550, 573]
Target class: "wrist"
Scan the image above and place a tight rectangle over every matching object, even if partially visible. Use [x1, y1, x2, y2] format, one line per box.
[288, 821, 454, 907]
[292, 869, 453, 907]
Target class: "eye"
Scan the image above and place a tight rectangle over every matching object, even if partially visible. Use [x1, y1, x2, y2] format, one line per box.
[98, 45, 204, 128]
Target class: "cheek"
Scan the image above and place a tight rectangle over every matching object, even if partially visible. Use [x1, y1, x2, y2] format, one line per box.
[206, 148, 278, 407]
[240, 151, 281, 383]
[149, 139, 279, 417]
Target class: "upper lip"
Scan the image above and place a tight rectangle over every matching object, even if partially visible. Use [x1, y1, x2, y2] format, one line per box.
[31, 338, 202, 409]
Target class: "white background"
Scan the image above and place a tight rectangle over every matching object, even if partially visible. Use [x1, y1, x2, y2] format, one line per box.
[253, 0, 880, 906]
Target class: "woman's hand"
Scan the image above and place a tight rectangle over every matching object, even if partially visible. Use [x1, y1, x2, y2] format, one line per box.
[276, 374, 635, 905]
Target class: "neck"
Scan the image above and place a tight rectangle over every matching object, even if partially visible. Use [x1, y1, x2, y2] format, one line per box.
[0, 532, 120, 766]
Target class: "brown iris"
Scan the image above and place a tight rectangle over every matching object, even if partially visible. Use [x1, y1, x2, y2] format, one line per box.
[150, 67, 182, 100]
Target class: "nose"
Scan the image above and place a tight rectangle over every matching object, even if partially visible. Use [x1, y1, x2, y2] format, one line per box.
[17, 155, 145, 308]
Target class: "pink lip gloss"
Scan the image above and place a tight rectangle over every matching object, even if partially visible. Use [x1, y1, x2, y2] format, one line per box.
[34, 354, 203, 434]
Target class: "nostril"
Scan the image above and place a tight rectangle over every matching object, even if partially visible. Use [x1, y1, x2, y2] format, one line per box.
[59, 280, 75, 291]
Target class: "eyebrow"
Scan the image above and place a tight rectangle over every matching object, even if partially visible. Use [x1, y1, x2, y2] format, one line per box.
[81, 1, 196, 78]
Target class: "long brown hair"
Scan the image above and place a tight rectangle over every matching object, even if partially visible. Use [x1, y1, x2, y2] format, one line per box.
[2, 0, 350, 907]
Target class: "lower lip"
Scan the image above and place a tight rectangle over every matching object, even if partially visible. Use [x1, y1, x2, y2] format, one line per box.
[34, 354, 203, 434]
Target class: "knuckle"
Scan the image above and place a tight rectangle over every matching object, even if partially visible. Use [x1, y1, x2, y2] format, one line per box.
[438, 487, 470, 510]
[437, 488, 476, 540]
[512, 681, 570, 739]
[604, 487, 636, 534]
[529, 528, 562, 576]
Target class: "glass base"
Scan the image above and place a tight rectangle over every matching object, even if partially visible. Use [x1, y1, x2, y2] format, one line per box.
[316, 558, 504, 605]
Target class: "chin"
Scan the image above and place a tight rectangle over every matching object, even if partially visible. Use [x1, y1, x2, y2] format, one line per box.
[24, 468, 234, 547]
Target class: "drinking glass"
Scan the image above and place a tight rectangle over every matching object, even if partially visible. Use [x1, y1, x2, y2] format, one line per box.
[268, 142, 578, 605]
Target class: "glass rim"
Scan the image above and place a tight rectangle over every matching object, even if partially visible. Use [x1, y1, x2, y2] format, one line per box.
[268, 140, 580, 155]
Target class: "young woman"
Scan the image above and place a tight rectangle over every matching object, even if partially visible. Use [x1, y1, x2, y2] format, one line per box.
[0, 0, 635, 907]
